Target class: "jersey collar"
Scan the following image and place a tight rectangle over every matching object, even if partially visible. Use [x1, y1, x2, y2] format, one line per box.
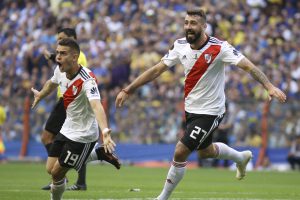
[69, 65, 82, 80]
[191, 34, 210, 50]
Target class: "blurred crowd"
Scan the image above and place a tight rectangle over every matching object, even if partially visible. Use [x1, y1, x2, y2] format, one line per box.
[0, 0, 300, 148]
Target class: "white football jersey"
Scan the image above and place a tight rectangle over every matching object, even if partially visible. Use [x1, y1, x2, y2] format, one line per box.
[51, 66, 100, 143]
[51, 65, 69, 94]
[162, 36, 244, 115]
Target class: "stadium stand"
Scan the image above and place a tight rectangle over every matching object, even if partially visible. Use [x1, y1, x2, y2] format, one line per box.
[0, 0, 299, 167]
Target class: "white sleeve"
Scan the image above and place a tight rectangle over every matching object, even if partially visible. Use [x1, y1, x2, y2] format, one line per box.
[83, 79, 101, 100]
[161, 42, 180, 67]
[220, 41, 245, 65]
[50, 66, 60, 84]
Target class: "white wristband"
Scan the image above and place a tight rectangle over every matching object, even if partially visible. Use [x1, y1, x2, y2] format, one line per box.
[102, 128, 110, 134]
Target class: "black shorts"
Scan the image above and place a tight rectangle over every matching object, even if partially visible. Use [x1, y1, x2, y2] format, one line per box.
[45, 98, 66, 135]
[180, 112, 224, 151]
[49, 133, 96, 171]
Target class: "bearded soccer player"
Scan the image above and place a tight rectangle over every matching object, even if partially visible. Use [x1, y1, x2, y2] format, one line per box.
[115, 8, 286, 200]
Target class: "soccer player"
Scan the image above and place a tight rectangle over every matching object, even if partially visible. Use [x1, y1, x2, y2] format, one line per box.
[115, 8, 286, 200]
[32, 38, 117, 200]
[39, 28, 120, 191]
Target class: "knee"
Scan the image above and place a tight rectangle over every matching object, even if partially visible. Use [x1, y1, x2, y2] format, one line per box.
[41, 130, 54, 145]
[198, 143, 218, 159]
[199, 149, 214, 159]
[46, 165, 52, 175]
[174, 148, 183, 160]
[51, 168, 64, 182]
[173, 142, 191, 162]
[198, 151, 208, 159]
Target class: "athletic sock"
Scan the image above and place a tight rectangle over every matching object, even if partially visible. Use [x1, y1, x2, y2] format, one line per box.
[156, 161, 187, 200]
[214, 142, 244, 163]
[76, 164, 86, 186]
[51, 178, 66, 200]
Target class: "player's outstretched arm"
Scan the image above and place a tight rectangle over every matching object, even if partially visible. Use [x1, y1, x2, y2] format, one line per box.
[115, 61, 169, 107]
[90, 99, 116, 153]
[236, 57, 286, 103]
[31, 80, 58, 109]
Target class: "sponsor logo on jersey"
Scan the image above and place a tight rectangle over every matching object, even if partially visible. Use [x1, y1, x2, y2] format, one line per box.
[90, 87, 98, 95]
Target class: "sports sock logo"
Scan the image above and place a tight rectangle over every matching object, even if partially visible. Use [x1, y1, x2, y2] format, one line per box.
[166, 179, 174, 184]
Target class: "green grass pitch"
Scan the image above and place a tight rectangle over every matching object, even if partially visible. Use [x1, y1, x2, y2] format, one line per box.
[0, 162, 299, 200]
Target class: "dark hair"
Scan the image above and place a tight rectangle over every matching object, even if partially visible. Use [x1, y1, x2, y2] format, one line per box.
[57, 28, 77, 39]
[186, 8, 206, 23]
[58, 38, 80, 55]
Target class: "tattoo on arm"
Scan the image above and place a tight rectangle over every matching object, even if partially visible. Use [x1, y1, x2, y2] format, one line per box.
[249, 67, 270, 87]
[238, 58, 271, 89]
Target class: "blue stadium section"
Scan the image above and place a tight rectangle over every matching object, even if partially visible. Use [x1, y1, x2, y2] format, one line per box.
[3, 140, 289, 165]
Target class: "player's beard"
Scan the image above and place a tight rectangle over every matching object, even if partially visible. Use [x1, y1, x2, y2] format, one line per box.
[185, 30, 201, 44]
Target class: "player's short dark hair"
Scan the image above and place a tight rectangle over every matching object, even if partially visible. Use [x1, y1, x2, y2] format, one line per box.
[58, 28, 77, 39]
[58, 38, 80, 55]
[186, 8, 206, 23]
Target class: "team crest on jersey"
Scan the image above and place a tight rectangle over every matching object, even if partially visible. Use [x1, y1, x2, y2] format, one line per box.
[204, 54, 212, 63]
[72, 85, 78, 95]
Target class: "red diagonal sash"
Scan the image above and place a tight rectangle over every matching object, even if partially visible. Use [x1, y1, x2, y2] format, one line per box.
[63, 79, 83, 110]
[184, 45, 221, 98]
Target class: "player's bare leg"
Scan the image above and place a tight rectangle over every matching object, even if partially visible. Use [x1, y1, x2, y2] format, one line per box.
[50, 161, 69, 200]
[42, 130, 56, 190]
[41, 130, 55, 148]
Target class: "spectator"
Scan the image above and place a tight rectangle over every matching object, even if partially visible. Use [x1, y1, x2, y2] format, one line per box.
[287, 135, 300, 170]
[0, 0, 299, 149]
